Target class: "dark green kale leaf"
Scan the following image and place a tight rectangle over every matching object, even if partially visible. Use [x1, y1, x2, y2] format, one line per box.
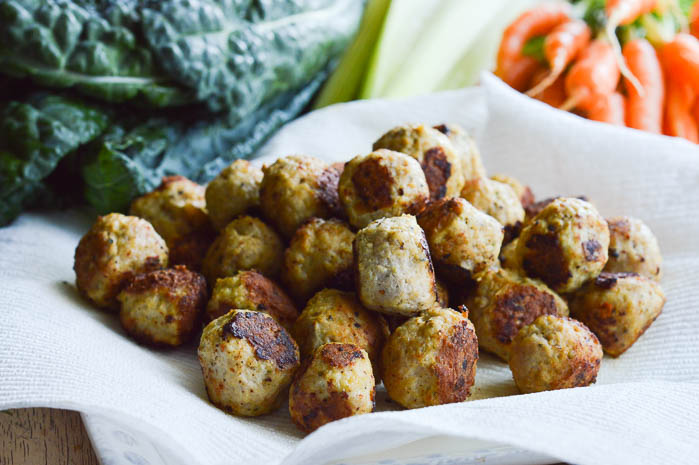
[81, 66, 329, 214]
[0, 94, 110, 225]
[0, 0, 193, 106]
[142, 0, 364, 114]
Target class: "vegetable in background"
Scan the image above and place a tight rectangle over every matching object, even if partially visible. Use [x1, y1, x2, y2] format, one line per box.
[0, 0, 364, 225]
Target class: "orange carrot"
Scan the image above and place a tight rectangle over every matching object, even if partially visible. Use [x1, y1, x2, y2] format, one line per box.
[529, 67, 567, 107]
[499, 56, 542, 93]
[659, 33, 699, 93]
[605, 0, 657, 93]
[562, 40, 620, 111]
[526, 19, 591, 96]
[664, 78, 698, 143]
[692, 1, 699, 39]
[496, 2, 572, 91]
[693, 99, 699, 127]
[623, 38, 664, 133]
[586, 92, 626, 125]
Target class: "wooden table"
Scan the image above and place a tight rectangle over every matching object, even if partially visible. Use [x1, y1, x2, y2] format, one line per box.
[0, 409, 99, 465]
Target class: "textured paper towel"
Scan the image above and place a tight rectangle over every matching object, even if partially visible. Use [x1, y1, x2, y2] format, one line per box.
[0, 74, 698, 465]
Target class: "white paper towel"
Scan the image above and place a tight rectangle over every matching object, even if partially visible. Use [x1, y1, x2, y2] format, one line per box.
[1, 74, 698, 465]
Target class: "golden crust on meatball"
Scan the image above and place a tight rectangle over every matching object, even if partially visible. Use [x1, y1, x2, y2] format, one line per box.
[206, 271, 298, 330]
[569, 272, 665, 357]
[461, 178, 525, 229]
[198, 310, 300, 416]
[74, 213, 168, 310]
[201, 216, 284, 283]
[292, 289, 389, 377]
[433, 123, 486, 186]
[354, 215, 437, 316]
[514, 197, 610, 294]
[417, 197, 503, 283]
[339, 149, 429, 229]
[118, 265, 207, 347]
[490, 174, 535, 209]
[205, 160, 263, 231]
[259, 155, 340, 237]
[464, 268, 569, 361]
[373, 124, 464, 201]
[509, 315, 602, 393]
[130, 176, 213, 270]
[289, 343, 375, 433]
[282, 218, 355, 301]
[382, 307, 478, 409]
[604, 216, 662, 281]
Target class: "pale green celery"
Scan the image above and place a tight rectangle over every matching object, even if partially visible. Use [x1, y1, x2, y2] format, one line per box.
[314, 0, 392, 108]
[359, 0, 445, 98]
[641, 14, 680, 46]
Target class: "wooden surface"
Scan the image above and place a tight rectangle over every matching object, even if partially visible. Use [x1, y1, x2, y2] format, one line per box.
[0, 409, 99, 465]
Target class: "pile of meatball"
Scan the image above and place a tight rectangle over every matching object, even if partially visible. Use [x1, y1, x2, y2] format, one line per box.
[73, 122, 665, 433]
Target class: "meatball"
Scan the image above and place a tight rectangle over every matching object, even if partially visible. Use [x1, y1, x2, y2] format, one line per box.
[338, 149, 429, 229]
[201, 216, 284, 283]
[461, 178, 525, 232]
[417, 197, 503, 283]
[282, 218, 355, 301]
[514, 197, 610, 293]
[464, 268, 569, 361]
[524, 195, 590, 224]
[382, 307, 478, 409]
[500, 238, 519, 270]
[433, 123, 486, 185]
[604, 216, 662, 281]
[130, 176, 213, 270]
[117, 266, 207, 347]
[373, 124, 463, 200]
[354, 215, 437, 316]
[292, 289, 389, 377]
[205, 160, 263, 231]
[74, 213, 168, 309]
[289, 343, 375, 433]
[198, 310, 300, 416]
[490, 174, 535, 209]
[509, 315, 602, 393]
[259, 155, 340, 237]
[569, 272, 665, 357]
[206, 271, 298, 330]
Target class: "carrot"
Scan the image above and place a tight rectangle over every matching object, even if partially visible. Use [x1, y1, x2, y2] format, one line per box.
[496, 2, 572, 91]
[526, 19, 591, 96]
[585, 92, 626, 125]
[623, 38, 664, 133]
[692, 1, 699, 39]
[663, 78, 698, 143]
[693, 99, 699, 128]
[498, 56, 542, 92]
[659, 33, 699, 93]
[529, 67, 567, 107]
[605, 0, 658, 94]
[561, 40, 620, 111]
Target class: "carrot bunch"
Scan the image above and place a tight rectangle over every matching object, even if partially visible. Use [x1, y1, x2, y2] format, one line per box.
[494, 0, 699, 144]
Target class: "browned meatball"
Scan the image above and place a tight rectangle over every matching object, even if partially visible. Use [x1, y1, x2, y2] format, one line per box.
[605, 217, 662, 281]
[433, 123, 486, 186]
[206, 271, 298, 331]
[461, 178, 525, 231]
[569, 272, 665, 357]
[282, 218, 355, 302]
[490, 174, 535, 209]
[289, 343, 375, 433]
[338, 149, 429, 229]
[509, 315, 602, 393]
[464, 268, 569, 361]
[373, 124, 464, 200]
[130, 176, 214, 270]
[118, 266, 207, 347]
[259, 155, 341, 237]
[382, 307, 478, 409]
[74, 213, 168, 310]
[205, 160, 263, 231]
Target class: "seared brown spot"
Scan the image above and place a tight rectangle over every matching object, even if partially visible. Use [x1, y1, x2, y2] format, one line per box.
[492, 285, 560, 344]
[503, 221, 523, 244]
[523, 233, 571, 289]
[223, 311, 298, 370]
[433, 124, 450, 135]
[352, 158, 394, 211]
[241, 271, 298, 327]
[421, 147, 451, 200]
[434, 320, 478, 403]
[607, 218, 631, 239]
[594, 271, 639, 289]
[520, 186, 535, 209]
[319, 343, 364, 368]
[582, 239, 602, 262]
[316, 166, 343, 216]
